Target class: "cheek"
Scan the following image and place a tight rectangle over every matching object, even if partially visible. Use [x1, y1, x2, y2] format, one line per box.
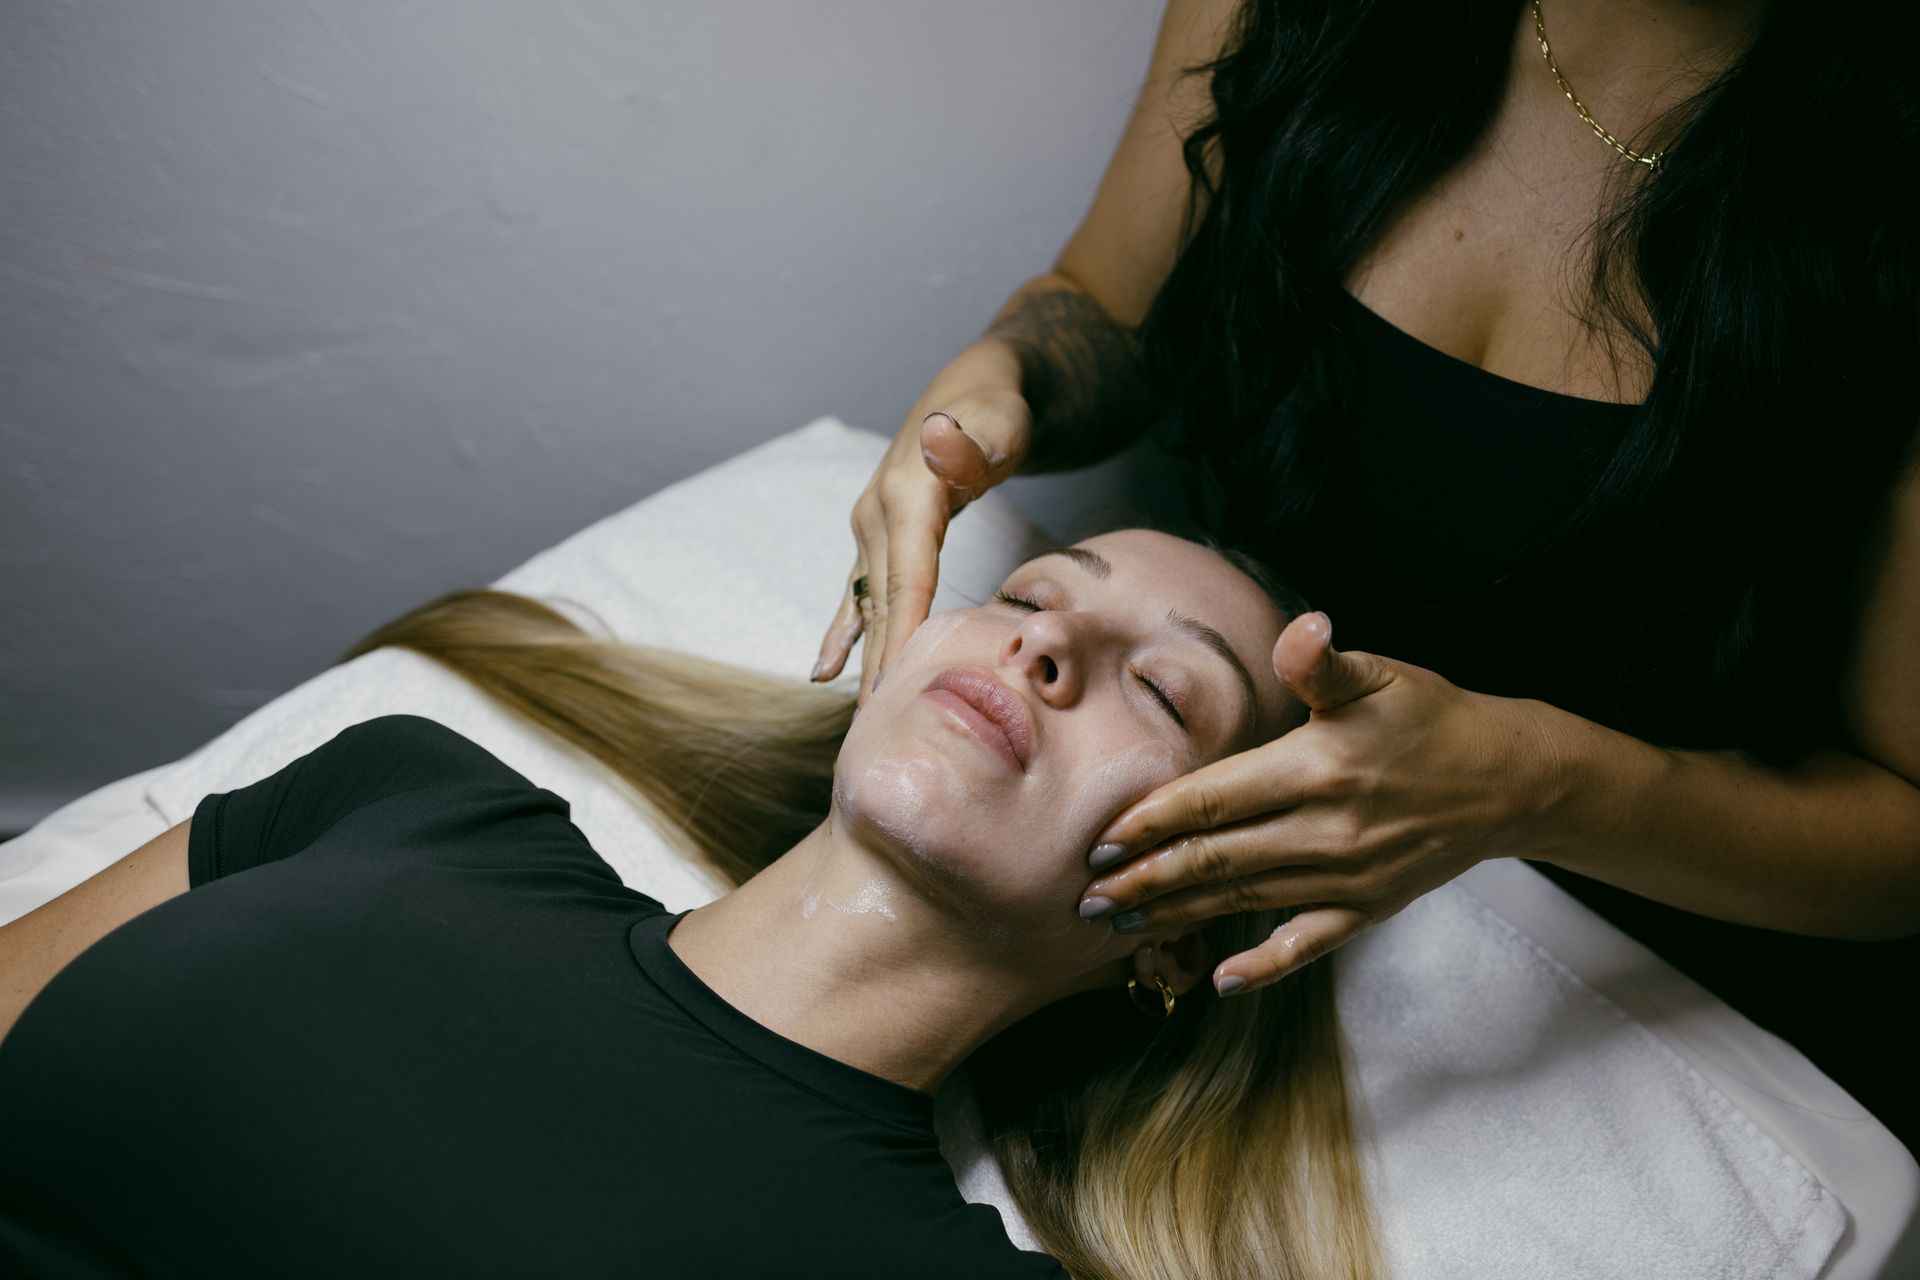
[1007, 739, 1183, 962]
[859, 612, 972, 702]
[844, 666, 1180, 885]
[1005, 739, 1181, 920]
[1043, 739, 1180, 854]
[892, 611, 969, 669]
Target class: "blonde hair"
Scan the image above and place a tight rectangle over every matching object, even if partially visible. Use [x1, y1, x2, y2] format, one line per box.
[339, 528, 1386, 1280]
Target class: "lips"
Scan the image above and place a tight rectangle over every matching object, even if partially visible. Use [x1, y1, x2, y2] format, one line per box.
[927, 666, 1036, 771]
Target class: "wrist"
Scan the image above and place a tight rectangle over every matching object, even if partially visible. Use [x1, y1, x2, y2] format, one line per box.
[1495, 694, 1670, 869]
[947, 336, 1030, 399]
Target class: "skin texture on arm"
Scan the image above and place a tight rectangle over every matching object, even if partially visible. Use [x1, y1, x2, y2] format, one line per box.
[988, 0, 1241, 476]
[1051, 0, 1235, 331]
[1528, 714, 1920, 941]
[984, 276, 1156, 476]
[0, 818, 191, 1045]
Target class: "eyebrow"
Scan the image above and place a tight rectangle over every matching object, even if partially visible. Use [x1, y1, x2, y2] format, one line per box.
[1020, 545, 1260, 743]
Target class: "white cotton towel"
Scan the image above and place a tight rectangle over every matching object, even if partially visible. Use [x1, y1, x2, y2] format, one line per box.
[1337, 877, 1846, 1277]
[934, 870, 1848, 1278]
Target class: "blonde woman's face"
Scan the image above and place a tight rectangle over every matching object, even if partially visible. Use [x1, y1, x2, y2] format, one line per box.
[830, 528, 1300, 968]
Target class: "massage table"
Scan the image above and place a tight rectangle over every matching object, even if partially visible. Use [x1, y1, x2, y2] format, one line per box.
[3, 417, 1913, 1279]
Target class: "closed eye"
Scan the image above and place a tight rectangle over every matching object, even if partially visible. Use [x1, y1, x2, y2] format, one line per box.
[992, 589, 1187, 728]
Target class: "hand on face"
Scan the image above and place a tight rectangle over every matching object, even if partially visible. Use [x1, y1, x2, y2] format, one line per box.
[1074, 611, 1566, 999]
[830, 530, 1301, 995]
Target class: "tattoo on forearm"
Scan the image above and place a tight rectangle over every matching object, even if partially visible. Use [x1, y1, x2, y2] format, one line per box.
[984, 283, 1159, 474]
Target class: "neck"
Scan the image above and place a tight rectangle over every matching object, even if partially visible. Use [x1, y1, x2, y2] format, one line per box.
[663, 816, 1089, 1096]
[1533, 0, 1771, 103]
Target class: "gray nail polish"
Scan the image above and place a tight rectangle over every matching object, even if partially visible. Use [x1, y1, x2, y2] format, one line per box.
[1088, 842, 1127, 870]
[1110, 910, 1146, 934]
[1078, 896, 1114, 921]
[1216, 974, 1246, 996]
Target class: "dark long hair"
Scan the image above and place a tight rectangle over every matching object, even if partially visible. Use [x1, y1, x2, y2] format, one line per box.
[1135, 0, 1919, 766]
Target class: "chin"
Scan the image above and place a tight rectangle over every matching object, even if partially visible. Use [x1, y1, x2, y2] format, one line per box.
[831, 746, 1060, 934]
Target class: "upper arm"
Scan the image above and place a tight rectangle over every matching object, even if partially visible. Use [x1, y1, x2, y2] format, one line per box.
[0, 714, 524, 1045]
[1839, 435, 1920, 788]
[1052, 0, 1242, 331]
[0, 817, 190, 1045]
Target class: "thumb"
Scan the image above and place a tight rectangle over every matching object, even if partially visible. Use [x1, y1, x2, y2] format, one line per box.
[920, 408, 1020, 495]
[1273, 612, 1393, 712]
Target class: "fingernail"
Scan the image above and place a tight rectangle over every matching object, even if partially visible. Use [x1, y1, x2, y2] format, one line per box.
[1110, 910, 1146, 934]
[1088, 842, 1127, 870]
[1078, 896, 1114, 921]
[1216, 974, 1246, 996]
[810, 657, 825, 681]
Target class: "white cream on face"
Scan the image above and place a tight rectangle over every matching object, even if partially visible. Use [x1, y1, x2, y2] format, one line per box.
[821, 603, 1197, 956]
[899, 609, 969, 656]
[1048, 739, 1179, 849]
[857, 612, 966, 704]
[829, 752, 1014, 947]
[890, 609, 1181, 840]
[887, 610, 967, 693]
[801, 746, 1013, 948]
[1002, 738, 1182, 955]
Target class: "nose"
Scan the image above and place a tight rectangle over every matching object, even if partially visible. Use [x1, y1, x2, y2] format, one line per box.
[1001, 607, 1105, 711]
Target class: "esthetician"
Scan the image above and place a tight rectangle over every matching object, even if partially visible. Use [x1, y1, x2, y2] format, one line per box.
[811, 0, 1920, 1151]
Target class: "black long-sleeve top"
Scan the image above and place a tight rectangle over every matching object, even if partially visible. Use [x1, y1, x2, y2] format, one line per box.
[0, 714, 1068, 1279]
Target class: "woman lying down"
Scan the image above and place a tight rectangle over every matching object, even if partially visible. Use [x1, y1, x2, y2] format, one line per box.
[0, 527, 1387, 1280]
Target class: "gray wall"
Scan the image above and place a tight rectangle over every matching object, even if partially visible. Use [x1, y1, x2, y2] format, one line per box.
[1, 1, 1189, 835]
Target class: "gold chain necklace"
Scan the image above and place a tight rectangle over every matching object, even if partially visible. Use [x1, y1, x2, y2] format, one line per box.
[1532, 0, 1663, 170]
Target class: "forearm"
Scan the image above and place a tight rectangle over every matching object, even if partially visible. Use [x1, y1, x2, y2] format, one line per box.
[979, 272, 1162, 475]
[1522, 700, 1920, 941]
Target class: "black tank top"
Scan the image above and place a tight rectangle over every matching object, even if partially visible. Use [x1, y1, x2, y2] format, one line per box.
[1262, 286, 1917, 1154]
